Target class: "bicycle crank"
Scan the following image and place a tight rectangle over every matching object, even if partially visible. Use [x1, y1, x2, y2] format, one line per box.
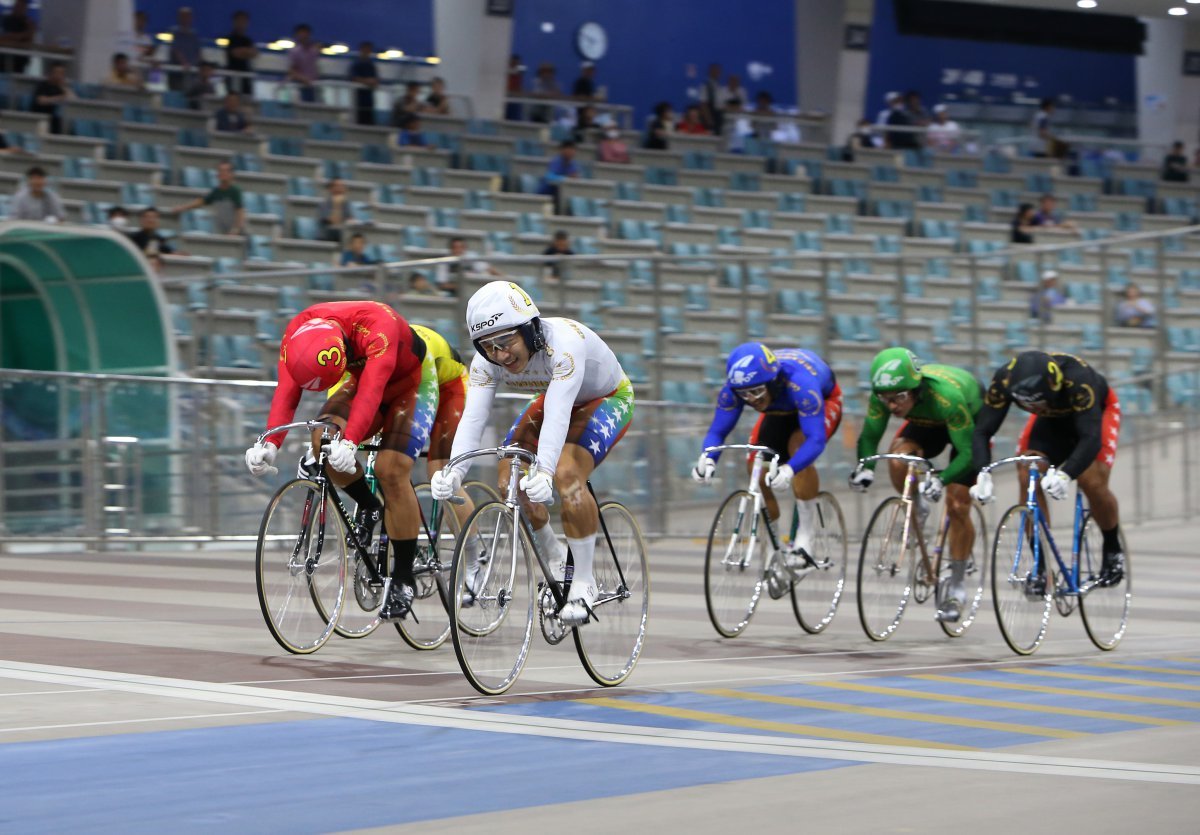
[538, 582, 569, 644]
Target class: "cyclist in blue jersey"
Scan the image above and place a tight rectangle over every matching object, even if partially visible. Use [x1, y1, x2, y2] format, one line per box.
[693, 342, 843, 565]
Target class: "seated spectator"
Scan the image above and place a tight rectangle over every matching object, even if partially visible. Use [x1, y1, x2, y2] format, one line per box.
[350, 41, 379, 126]
[676, 104, 709, 135]
[31, 61, 72, 135]
[539, 140, 581, 199]
[184, 61, 218, 110]
[1032, 193, 1079, 234]
[11, 166, 65, 222]
[397, 113, 427, 147]
[390, 81, 423, 128]
[1030, 269, 1068, 322]
[885, 95, 918, 150]
[128, 207, 174, 255]
[0, 0, 36, 75]
[644, 101, 673, 151]
[724, 98, 753, 153]
[720, 75, 748, 114]
[542, 230, 574, 281]
[925, 105, 961, 153]
[107, 52, 144, 89]
[107, 205, 131, 231]
[904, 90, 930, 127]
[1162, 141, 1189, 183]
[1011, 203, 1037, 244]
[340, 232, 375, 265]
[424, 76, 450, 115]
[439, 236, 501, 295]
[318, 178, 348, 243]
[876, 91, 901, 126]
[573, 62, 597, 98]
[597, 126, 630, 163]
[214, 93, 252, 133]
[407, 271, 442, 295]
[1115, 283, 1157, 328]
[169, 161, 245, 235]
[842, 119, 882, 161]
[287, 23, 320, 103]
[214, 92, 252, 133]
[573, 104, 600, 144]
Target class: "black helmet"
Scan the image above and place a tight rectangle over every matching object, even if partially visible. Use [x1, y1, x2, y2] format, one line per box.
[1007, 351, 1063, 408]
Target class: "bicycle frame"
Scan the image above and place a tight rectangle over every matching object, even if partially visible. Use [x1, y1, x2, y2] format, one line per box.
[858, 453, 946, 584]
[704, 444, 782, 568]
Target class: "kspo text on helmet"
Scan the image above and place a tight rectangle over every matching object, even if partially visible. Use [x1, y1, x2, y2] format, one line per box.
[465, 280, 546, 361]
[282, 318, 347, 391]
[870, 347, 923, 392]
[725, 342, 780, 389]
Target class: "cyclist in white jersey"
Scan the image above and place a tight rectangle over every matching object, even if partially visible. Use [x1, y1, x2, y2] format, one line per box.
[431, 280, 635, 624]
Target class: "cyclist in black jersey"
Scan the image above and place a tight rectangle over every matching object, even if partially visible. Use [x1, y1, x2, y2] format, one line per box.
[970, 351, 1124, 585]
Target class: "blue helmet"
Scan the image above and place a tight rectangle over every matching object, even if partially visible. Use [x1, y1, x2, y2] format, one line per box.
[725, 342, 780, 390]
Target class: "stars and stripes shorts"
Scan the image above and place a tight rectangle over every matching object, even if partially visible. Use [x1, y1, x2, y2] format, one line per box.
[504, 376, 635, 468]
[1016, 387, 1121, 470]
[321, 360, 439, 460]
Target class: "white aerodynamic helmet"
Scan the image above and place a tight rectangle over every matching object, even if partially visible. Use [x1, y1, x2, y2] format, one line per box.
[466, 280, 545, 359]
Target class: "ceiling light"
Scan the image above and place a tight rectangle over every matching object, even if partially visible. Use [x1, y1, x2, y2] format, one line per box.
[1168, 6, 1187, 14]
[1076, 0, 1096, 7]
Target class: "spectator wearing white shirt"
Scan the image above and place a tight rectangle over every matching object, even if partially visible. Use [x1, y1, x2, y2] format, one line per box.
[11, 166, 66, 222]
[925, 105, 961, 153]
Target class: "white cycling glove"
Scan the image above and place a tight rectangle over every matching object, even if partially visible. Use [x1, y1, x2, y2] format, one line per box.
[244, 442, 278, 477]
[969, 472, 994, 504]
[921, 474, 944, 503]
[430, 468, 462, 501]
[520, 470, 555, 503]
[1041, 466, 1072, 501]
[849, 466, 874, 493]
[326, 438, 359, 474]
[767, 463, 795, 492]
[691, 454, 716, 484]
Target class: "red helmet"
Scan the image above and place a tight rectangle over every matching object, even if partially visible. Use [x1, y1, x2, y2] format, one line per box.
[281, 318, 347, 391]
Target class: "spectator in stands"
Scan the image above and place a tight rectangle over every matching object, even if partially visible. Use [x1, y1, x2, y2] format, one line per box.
[573, 104, 601, 144]
[885, 95, 919, 150]
[749, 91, 778, 141]
[131, 10, 159, 73]
[1011, 203, 1037, 244]
[107, 52, 144, 90]
[645, 101, 673, 151]
[390, 82, 423, 128]
[169, 161, 245, 235]
[184, 61, 218, 109]
[1030, 269, 1068, 323]
[106, 206, 130, 231]
[530, 62, 562, 123]
[287, 23, 321, 103]
[1033, 98, 1068, 159]
[843, 118, 882, 161]
[1032, 193, 1079, 235]
[505, 54, 525, 120]
[31, 61, 71, 135]
[397, 113, 427, 147]
[542, 230, 574, 281]
[720, 75, 748, 116]
[11, 166, 65, 222]
[318, 178, 349, 243]
[0, 0, 36, 76]
[407, 271, 441, 295]
[1162, 141, 1189, 183]
[573, 62, 597, 99]
[425, 76, 451, 115]
[724, 98, 753, 153]
[169, 6, 202, 93]
[876, 91, 901, 126]
[225, 10, 257, 97]
[539, 140, 581, 200]
[925, 105, 961, 153]
[214, 93, 252, 133]
[340, 232, 375, 266]
[904, 90, 930, 127]
[1115, 283, 1157, 328]
[676, 104, 709, 135]
[597, 126, 630, 163]
[128, 207, 174, 256]
[440, 237, 501, 294]
[701, 63, 723, 134]
[349, 41, 379, 126]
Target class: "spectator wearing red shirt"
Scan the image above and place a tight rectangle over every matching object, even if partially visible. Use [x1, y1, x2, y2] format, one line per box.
[675, 104, 709, 135]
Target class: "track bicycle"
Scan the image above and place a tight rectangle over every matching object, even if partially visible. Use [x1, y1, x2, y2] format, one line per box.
[702, 444, 847, 639]
[253, 420, 495, 654]
[987, 454, 1132, 655]
[855, 453, 988, 641]
[446, 445, 650, 695]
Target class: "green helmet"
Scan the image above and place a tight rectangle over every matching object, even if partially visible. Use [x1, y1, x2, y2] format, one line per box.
[870, 347, 924, 392]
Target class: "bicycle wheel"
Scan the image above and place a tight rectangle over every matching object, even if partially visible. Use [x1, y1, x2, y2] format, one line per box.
[575, 502, 650, 687]
[790, 491, 847, 634]
[393, 483, 453, 651]
[991, 504, 1054, 655]
[704, 490, 768, 638]
[333, 547, 384, 639]
[938, 503, 989, 638]
[856, 497, 917, 641]
[1079, 514, 1131, 651]
[449, 500, 535, 695]
[255, 478, 346, 654]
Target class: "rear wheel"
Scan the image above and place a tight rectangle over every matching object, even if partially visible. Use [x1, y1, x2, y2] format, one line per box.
[991, 504, 1054, 655]
[394, 483, 453, 651]
[856, 497, 916, 641]
[704, 490, 767, 638]
[789, 491, 848, 634]
[255, 479, 346, 654]
[1079, 514, 1131, 651]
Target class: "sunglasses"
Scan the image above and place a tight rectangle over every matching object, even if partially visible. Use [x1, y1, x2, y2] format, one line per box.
[878, 390, 913, 406]
[734, 384, 770, 401]
[478, 329, 522, 355]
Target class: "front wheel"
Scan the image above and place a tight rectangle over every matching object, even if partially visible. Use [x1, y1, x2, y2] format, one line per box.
[1079, 514, 1131, 651]
[255, 479, 346, 655]
[938, 502, 989, 638]
[790, 491, 848, 634]
[991, 504, 1054, 656]
[704, 489, 768, 638]
[574, 502, 650, 687]
[394, 483, 453, 651]
[856, 496, 917, 641]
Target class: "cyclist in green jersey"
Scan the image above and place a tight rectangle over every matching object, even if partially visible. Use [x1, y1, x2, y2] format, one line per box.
[849, 348, 983, 622]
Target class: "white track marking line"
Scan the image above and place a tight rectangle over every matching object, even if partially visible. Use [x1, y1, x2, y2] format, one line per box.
[0, 710, 284, 734]
[0, 688, 104, 697]
[0, 660, 1197, 785]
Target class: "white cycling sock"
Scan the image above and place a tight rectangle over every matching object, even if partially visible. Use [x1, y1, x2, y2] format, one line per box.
[565, 534, 596, 592]
[793, 497, 817, 551]
[532, 522, 561, 562]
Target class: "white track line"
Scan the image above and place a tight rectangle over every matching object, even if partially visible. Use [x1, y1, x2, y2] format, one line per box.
[0, 710, 284, 734]
[0, 660, 1197, 785]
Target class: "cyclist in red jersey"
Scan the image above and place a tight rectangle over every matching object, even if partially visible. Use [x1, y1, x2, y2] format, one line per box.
[244, 300, 438, 619]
